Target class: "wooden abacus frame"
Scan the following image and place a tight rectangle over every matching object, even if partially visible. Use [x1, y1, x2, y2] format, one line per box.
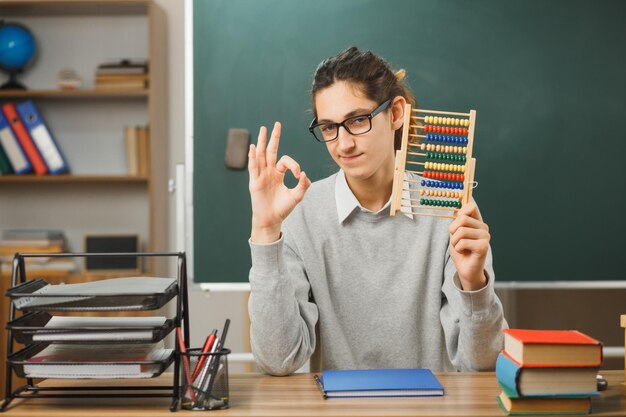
[390, 104, 477, 219]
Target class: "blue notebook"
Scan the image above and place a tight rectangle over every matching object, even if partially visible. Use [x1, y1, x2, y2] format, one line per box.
[316, 368, 444, 398]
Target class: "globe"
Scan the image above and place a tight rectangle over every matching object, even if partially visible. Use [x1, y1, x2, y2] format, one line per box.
[0, 21, 37, 89]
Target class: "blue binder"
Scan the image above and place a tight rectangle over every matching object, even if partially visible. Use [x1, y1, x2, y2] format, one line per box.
[15, 100, 69, 174]
[0, 109, 32, 174]
[316, 368, 444, 398]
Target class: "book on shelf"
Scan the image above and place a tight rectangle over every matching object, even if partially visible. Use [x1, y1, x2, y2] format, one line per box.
[125, 125, 150, 176]
[0, 144, 13, 175]
[95, 79, 147, 90]
[96, 59, 148, 75]
[2, 102, 48, 175]
[2, 229, 66, 242]
[137, 125, 150, 176]
[496, 390, 592, 416]
[16, 100, 70, 174]
[0, 229, 67, 262]
[95, 59, 149, 89]
[125, 126, 139, 176]
[315, 368, 444, 398]
[0, 104, 33, 174]
[23, 342, 172, 379]
[496, 352, 599, 398]
[503, 329, 603, 367]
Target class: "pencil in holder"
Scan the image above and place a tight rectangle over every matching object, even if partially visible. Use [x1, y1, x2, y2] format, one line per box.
[180, 348, 230, 410]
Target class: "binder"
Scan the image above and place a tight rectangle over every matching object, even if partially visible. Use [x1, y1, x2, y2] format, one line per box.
[316, 368, 445, 398]
[16, 100, 69, 174]
[0, 142, 14, 174]
[0, 109, 32, 174]
[2, 103, 48, 175]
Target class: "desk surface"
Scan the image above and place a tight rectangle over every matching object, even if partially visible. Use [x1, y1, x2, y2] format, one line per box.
[1, 371, 625, 416]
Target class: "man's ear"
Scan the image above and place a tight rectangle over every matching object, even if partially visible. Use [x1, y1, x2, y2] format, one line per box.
[390, 96, 407, 131]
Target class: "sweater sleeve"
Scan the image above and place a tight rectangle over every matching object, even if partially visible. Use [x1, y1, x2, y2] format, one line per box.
[247, 234, 319, 376]
[439, 244, 508, 371]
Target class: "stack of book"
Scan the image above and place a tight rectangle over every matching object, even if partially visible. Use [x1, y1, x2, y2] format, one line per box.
[0, 100, 69, 176]
[95, 59, 148, 91]
[124, 125, 150, 176]
[0, 230, 75, 277]
[496, 329, 603, 416]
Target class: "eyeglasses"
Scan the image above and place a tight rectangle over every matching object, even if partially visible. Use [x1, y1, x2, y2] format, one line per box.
[308, 98, 392, 142]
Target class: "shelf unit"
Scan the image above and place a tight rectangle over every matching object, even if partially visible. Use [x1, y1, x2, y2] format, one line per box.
[0, 0, 169, 401]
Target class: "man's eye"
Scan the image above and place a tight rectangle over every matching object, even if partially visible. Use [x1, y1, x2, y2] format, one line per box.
[348, 117, 367, 126]
[320, 124, 335, 133]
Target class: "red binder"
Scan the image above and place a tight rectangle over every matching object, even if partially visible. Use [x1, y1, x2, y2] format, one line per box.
[2, 103, 48, 175]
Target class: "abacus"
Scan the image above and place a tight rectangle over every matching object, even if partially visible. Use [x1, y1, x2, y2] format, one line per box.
[390, 104, 477, 219]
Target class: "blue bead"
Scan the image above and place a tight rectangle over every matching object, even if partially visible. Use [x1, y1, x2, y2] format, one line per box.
[421, 180, 426, 186]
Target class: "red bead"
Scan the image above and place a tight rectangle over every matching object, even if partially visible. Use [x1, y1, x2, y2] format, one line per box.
[436, 126, 442, 133]
[459, 174, 464, 181]
[424, 171, 430, 178]
[454, 128, 460, 135]
[445, 127, 451, 134]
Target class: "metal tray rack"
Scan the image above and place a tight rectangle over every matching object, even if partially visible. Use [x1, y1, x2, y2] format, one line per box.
[1, 252, 190, 412]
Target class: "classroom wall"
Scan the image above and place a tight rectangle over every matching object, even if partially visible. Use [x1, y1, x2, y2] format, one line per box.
[161, 1, 623, 370]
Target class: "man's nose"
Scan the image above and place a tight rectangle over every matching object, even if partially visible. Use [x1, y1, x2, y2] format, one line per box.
[336, 126, 355, 149]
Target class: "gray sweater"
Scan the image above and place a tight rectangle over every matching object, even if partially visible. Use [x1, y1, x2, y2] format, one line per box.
[248, 171, 507, 375]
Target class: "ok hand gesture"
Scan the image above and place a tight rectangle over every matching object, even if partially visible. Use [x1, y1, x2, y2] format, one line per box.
[248, 122, 311, 243]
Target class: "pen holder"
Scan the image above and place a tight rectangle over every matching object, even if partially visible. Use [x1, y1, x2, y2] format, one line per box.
[179, 348, 230, 410]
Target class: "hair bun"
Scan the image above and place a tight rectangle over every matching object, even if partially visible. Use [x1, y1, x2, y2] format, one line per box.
[395, 69, 406, 81]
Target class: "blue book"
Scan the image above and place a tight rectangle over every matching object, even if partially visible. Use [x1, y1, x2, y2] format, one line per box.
[0, 109, 32, 174]
[496, 352, 599, 398]
[315, 368, 444, 398]
[15, 100, 69, 174]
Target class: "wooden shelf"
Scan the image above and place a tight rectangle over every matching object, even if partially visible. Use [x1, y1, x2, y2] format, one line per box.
[0, 175, 149, 184]
[0, 89, 148, 99]
[0, 0, 149, 16]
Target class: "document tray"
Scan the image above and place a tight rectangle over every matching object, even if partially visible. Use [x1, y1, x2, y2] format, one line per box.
[6, 278, 178, 312]
[7, 312, 176, 345]
[8, 343, 175, 379]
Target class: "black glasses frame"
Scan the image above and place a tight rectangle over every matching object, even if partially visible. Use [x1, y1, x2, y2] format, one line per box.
[308, 98, 392, 142]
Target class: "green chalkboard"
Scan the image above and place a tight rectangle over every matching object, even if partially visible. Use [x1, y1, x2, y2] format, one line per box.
[193, 0, 626, 283]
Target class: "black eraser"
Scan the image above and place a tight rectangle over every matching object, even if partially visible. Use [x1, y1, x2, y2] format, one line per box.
[225, 128, 250, 170]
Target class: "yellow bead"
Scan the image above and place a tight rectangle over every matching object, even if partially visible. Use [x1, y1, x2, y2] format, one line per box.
[454, 118, 460, 126]
[419, 189, 425, 196]
[435, 145, 440, 152]
[446, 117, 452, 125]
[465, 119, 470, 127]
[462, 147, 467, 153]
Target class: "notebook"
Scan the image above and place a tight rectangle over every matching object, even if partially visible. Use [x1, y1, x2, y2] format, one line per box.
[316, 368, 444, 398]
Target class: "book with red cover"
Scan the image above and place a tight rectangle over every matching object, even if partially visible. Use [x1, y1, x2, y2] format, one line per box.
[2, 103, 47, 175]
[503, 329, 603, 368]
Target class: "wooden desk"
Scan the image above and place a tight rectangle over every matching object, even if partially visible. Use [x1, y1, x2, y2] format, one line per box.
[1, 371, 624, 416]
